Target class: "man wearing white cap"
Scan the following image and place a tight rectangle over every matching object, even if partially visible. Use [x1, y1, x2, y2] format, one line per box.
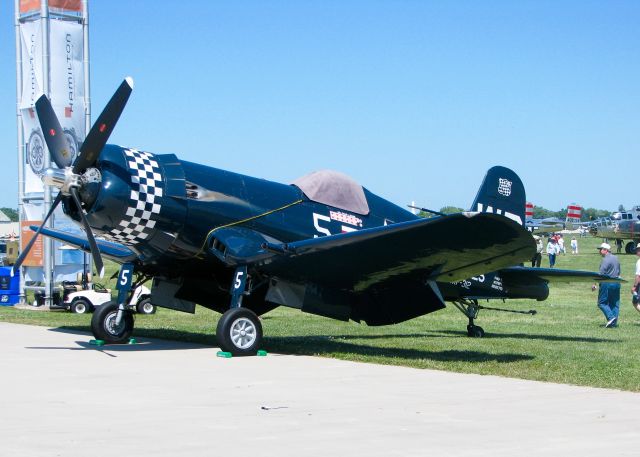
[596, 242, 621, 327]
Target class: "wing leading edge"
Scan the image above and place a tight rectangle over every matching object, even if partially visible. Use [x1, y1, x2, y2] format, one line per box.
[34, 226, 137, 262]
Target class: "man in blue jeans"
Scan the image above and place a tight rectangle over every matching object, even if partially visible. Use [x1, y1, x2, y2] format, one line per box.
[596, 242, 622, 328]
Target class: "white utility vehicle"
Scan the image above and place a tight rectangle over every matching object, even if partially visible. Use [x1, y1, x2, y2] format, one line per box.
[35, 282, 155, 315]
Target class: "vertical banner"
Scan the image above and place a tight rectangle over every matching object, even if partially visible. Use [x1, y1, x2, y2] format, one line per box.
[20, 221, 43, 267]
[17, 3, 88, 286]
[19, 19, 85, 193]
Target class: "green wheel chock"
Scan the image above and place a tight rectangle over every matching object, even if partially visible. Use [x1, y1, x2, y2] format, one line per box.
[89, 339, 105, 346]
[217, 351, 233, 358]
[128, 338, 137, 345]
[257, 350, 268, 356]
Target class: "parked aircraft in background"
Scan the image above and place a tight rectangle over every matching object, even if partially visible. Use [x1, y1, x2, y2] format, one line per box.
[590, 206, 640, 253]
[524, 203, 583, 233]
[13, 78, 620, 354]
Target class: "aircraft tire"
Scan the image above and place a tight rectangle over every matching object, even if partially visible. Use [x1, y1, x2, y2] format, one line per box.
[91, 301, 134, 344]
[467, 325, 485, 338]
[70, 298, 91, 314]
[625, 242, 635, 254]
[136, 297, 156, 314]
[216, 307, 263, 356]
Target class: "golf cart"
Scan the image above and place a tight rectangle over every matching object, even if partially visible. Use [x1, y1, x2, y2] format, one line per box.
[34, 279, 154, 315]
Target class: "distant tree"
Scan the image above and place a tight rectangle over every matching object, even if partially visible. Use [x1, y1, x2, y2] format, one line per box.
[0, 208, 18, 222]
[583, 208, 611, 221]
[532, 206, 556, 219]
[618, 204, 626, 212]
[439, 206, 465, 215]
[417, 206, 465, 218]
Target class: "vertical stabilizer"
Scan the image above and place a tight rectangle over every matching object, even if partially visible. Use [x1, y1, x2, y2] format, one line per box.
[470, 166, 526, 226]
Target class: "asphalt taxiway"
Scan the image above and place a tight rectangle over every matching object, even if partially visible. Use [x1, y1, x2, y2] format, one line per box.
[1, 321, 638, 456]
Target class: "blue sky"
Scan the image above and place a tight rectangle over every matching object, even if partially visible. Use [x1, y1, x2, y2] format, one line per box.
[0, 1, 638, 213]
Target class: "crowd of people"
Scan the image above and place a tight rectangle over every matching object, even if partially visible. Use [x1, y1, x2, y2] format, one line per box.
[529, 232, 640, 329]
[531, 233, 579, 269]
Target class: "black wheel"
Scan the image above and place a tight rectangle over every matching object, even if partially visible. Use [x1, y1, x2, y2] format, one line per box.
[136, 297, 156, 314]
[70, 298, 91, 314]
[91, 301, 134, 344]
[467, 324, 485, 338]
[625, 241, 635, 254]
[216, 308, 263, 356]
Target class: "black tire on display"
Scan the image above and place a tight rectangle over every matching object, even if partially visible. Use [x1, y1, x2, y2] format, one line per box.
[216, 307, 263, 356]
[91, 301, 134, 344]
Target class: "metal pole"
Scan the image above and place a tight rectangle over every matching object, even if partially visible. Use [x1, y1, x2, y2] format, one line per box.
[83, 0, 91, 283]
[40, 0, 54, 307]
[15, 0, 26, 302]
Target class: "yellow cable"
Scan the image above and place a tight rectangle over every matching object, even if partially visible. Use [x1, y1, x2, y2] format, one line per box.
[193, 199, 304, 258]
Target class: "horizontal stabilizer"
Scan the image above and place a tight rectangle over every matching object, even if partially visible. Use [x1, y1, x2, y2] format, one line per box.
[500, 266, 625, 283]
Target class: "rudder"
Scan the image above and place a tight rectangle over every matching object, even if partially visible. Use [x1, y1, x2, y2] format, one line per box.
[470, 166, 526, 226]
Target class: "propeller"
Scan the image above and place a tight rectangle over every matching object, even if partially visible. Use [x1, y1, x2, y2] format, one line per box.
[12, 78, 133, 278]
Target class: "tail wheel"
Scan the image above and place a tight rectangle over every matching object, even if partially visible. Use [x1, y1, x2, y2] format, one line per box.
[216, 308, 262, 356]
[91, 301, 134, 343]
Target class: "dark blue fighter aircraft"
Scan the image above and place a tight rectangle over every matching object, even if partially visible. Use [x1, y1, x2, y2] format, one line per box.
[15, 78, 617, 355]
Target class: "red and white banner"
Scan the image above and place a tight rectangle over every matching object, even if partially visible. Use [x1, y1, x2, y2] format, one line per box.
[525, 202, 534, 220]
[567, 204, 582, 221]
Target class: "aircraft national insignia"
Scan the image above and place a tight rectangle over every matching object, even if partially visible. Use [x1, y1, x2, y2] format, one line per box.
[497, 178, 512, 196]
[330, 210, 363, 227]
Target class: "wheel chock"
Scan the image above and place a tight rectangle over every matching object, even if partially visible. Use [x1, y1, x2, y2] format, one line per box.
[89, 339, 105, 346]
[217, 351, 233, 358]
[257, 350, 267, 356]
[128, 338, 137, 345]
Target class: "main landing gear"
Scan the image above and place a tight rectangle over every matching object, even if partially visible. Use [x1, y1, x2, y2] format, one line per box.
[216, 265, 264, 356]
[452, 298, 537, 338]
[90, 263, 150, 344]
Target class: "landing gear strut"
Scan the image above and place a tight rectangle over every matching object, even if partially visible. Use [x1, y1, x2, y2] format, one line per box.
[453, 299, 485, 337]
[452, 298, 537, 338]
[90, 263, 137, 344]
[216, 265, 263, 356]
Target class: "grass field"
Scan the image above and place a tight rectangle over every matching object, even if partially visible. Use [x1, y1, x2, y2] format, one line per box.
[2, 235, 639, 391]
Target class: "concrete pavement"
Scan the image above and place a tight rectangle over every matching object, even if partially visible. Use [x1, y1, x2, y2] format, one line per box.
[1, 321, 638, 457]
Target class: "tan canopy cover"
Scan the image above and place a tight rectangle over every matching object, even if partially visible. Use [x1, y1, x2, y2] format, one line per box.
[292, 169, 370, 215]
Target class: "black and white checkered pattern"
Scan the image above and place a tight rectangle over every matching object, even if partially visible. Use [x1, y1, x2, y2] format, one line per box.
[106, 149, 163, 245]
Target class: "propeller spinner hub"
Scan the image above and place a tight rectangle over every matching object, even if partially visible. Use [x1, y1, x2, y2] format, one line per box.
[42, 167, 82, 196]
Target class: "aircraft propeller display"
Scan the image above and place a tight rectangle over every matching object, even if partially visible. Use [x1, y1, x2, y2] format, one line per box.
[15, 78, 622, 355]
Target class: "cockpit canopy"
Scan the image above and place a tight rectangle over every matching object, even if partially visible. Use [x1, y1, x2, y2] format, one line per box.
[292, 169, 370, 215]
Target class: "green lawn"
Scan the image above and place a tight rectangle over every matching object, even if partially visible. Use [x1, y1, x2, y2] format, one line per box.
[2, 235, 639, 391]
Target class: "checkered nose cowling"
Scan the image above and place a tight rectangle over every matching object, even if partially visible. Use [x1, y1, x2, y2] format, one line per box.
[101, 148, 164, 246]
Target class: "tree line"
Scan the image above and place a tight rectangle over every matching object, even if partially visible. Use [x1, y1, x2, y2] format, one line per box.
[421, 206, 613, 221]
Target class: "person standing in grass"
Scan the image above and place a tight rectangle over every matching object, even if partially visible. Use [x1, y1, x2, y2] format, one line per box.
[532, 235, 543, 267]
[596, 242, 622, 328]
[546, 237, 557, 268]
[571, 237, 578, 254]
[632, 245, 640, 314]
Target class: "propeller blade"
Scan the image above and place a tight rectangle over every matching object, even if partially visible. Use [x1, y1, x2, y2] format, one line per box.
[73, 77, 134, 174]
[34, 96, 74, 168]
[11, 193, 63, 276]
[70, 187, 105, 278]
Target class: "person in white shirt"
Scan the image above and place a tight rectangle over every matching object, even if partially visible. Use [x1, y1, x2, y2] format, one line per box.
[546, 238, 557, 268]
[570, 237, 578, 254]
[558, 235, 565, 254]
[632, 245, 640, 314]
